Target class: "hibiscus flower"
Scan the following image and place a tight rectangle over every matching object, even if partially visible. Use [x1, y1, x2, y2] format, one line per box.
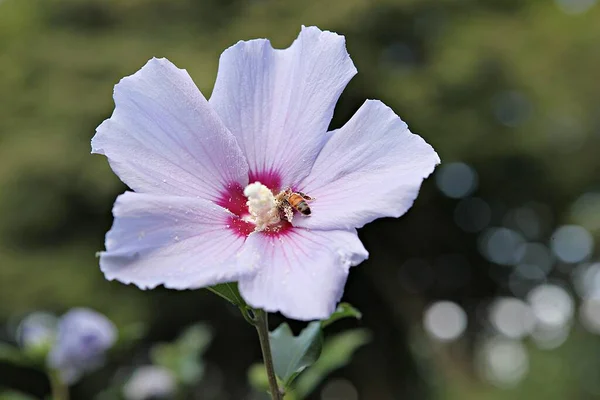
[92, 26, 439, 320]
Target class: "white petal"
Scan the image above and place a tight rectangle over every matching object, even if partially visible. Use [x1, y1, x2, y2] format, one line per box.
[92, 58, 249, 201]
[295, 100, 440, 230]
[209, 26, 357, 187]
[238, 229, 368, 320]
[99, 192, 254, 289]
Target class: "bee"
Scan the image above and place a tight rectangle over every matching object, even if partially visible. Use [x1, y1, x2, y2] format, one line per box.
[275, 188, 314, 222]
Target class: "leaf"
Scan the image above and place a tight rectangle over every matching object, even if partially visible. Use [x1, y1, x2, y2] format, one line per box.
[294, 328, 371, 398]
[247, 363, 269, 392]
[0, 391, 37, 400]
[177, 324, 212, 355]
[150, 324, 213, 385]
[269, 322, 323, 388]
[320, 303, 362, 329]
[206, 282, 246, 307]
[0, 342, 34, 367]
[113, 322, 146, 351]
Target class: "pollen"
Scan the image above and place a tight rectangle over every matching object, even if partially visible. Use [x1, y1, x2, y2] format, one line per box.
[243, 182, 281, 231]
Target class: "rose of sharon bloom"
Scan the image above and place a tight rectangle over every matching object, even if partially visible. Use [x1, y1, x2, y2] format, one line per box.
[92, 26, 439, 320]
[48, 308, 117, 383]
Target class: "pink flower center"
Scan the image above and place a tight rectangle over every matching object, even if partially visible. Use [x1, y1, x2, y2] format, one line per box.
[217, 170, 292, 238]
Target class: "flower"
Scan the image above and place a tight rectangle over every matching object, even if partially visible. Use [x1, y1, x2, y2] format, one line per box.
[17, 312, 57, 352]
[123, 366, 176, 400]
[92, 26, 439, 320]
[48, 308, 117, 383]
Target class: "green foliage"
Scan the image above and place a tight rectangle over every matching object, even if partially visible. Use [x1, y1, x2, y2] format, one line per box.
[0, 391, 36, 400]
[261, 303, 365, 396]
[1, 0, 600, 398]
[150, 323, 212, 385]
[320, 303, 362, 329]
[293, 328, 371, 398]
[206, 282, 246, 307]
[0, 343, 36, 368]
[250, 327, 371, 399]
[269, 322, 323, 388]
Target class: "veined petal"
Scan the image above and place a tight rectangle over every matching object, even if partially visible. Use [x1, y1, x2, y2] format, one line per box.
[209, 26, 357, 187]
[237, 229, 368, 320]
[99, 192, 254, 290]
[295, 100, 440, 230]
[92, 58, 249, 201]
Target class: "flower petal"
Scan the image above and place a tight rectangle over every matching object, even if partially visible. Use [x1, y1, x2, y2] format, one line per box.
[48, 308, 116, 384]
[237, 229, 368, 320]
[99, 192, 254, 290]
[209, 26, 357, 187]
[92, 58, 249, 201]
[295, 100, 440, 230]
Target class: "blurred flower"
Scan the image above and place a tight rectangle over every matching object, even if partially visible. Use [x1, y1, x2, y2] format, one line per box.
[123, 366, 176, 400]
[48, 308, 117, 384]
[92, 26, 439, 320]
[17, 312, 57, 353]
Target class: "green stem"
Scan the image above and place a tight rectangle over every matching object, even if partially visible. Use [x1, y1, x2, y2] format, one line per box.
[49, 370, 69, 400]
[254, 309, 283, 400]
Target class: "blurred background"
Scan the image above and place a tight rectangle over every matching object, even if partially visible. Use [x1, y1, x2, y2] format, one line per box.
[1, 0, 600, 398]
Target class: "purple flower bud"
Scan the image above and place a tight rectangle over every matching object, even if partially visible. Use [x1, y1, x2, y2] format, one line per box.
[17, 312, 57, 351]
[48, 308, 117, 383]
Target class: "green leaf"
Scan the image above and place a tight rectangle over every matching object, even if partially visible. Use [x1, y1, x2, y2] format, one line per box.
[294, 328, 371, 398]
[247, 362, 270, 392]
[150, 324, 213, 385]
[269, 322, 323, 388]
[0, 391, 37, 400]
[0, 342, 34, 367]
[112, 322, 146, 352]
[206, 282, 246, 307]
[320, 303, 362, 329]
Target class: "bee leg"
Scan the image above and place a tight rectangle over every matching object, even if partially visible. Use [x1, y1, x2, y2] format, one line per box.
[283, 204, 294, 223]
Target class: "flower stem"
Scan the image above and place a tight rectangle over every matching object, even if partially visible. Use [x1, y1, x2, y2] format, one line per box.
[49, 370, 69, 400]
[254, 309, 283, 400]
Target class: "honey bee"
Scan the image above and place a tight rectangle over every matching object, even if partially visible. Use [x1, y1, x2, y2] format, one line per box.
[275, 188, 314, 222]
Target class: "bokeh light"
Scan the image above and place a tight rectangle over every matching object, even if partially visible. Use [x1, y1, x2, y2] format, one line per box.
[527, 284, 574, 330]
[550, 225, 593, 263]
[454, 197, 491, 233]
[479, 227, 525, 266]
[435, 162, 478, 199]
[555, 0, 597, 14]
[491, 91, 531, 128]
[488, 298, 534, 339]
[423, 301, 467, 342]
[477, 338, 529, 388]
[579, 297, 600, 335]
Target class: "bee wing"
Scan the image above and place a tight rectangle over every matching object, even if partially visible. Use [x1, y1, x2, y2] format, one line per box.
[297, 191, 314, 201]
